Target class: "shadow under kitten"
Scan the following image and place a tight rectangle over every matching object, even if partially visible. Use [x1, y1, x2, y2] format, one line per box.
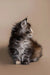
[0, 46, 12, 64]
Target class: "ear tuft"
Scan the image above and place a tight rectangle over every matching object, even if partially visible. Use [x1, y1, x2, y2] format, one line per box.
[24, 18, 27, 21]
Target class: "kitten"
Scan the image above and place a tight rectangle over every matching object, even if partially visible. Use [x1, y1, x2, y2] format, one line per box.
[8, 18, 42, 65]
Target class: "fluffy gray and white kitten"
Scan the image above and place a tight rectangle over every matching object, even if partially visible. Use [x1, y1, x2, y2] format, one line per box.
[8, 18, 42, 65]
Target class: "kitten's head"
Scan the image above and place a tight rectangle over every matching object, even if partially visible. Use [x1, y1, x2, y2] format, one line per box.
[14, 18, 33, 38]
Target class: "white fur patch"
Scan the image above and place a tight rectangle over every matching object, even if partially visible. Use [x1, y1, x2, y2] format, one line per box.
[18, 39, 31, 54]
[16, 61, 21, 64]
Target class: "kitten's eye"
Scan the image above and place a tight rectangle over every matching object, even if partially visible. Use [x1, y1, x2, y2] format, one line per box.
[26, 31, 30, 34]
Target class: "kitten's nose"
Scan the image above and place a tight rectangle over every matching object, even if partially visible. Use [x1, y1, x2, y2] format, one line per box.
[30, 28, 33, 33]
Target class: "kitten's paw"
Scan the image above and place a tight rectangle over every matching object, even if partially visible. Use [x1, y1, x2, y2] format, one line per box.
[21, 62, 29, 65]
[31, 58, 39, 62]
[16, 61, 21, 65]
[13, 61, 21, 65]
[21, 60, 30, 65]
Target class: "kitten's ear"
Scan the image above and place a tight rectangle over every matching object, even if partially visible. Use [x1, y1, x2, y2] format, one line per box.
[21, 18, 27, 28]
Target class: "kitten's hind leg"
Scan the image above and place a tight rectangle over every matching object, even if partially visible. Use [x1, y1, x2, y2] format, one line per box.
[31, 46, 42, 62]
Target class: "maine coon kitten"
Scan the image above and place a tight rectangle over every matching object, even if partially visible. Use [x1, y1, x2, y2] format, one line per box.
[8, 18, 42, 65]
